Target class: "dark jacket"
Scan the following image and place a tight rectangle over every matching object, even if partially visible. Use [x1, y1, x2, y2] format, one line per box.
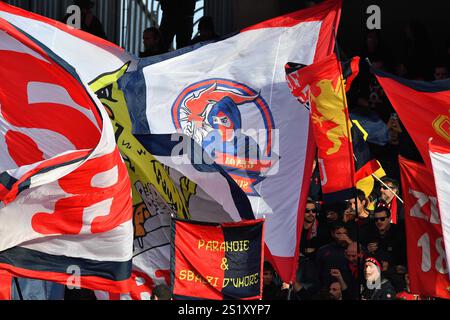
[361, 278, 396, 300]
[316, 242, 348, 286]
[359, 222, 407, 266]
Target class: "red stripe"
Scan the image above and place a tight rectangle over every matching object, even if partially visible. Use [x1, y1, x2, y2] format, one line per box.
[313, 0, 342, 62]
[261, 0, 341, 283]
[172, 221, 225, 299]
[0, 149, 91, 204]
[0, 263, 131, 294]
[241, 0, 341, 32]
[292, 122, 316, 281]
[354, 159, 380, 182]
[0, 270, 13, 300]
[0, 2, 125, 54]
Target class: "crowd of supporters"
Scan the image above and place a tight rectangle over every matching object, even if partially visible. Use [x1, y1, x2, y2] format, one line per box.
[8, 0, 448, 301]
[262, 26, 449, 301]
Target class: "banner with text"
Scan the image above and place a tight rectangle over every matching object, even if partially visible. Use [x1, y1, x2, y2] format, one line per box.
[171, 219, 264, 300]
[399, 156, 450, 299]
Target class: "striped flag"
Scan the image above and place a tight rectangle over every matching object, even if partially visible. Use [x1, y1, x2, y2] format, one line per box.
[0, 16, 133, 293]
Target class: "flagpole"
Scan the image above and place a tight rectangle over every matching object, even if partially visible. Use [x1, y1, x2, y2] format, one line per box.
[333, 28, 356, 183]
[365, 56, 404, 205]
[371, 173, 404, 204]
[332, 27, 362, 301]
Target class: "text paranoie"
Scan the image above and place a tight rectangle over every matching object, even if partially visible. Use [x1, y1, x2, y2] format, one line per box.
[197, 240, 250, 252]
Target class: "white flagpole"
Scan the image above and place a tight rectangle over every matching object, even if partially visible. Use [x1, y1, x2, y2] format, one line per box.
[371, 174, 404, 204]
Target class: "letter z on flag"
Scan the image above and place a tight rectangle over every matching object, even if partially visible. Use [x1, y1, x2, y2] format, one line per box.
[171, 219, 265, 300]
[399, 156, 450, 298]
[128, 0, 342, 283]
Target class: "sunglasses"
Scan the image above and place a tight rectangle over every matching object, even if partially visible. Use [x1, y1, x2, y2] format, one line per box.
[374, 217, 387, 222]
[381, 185, 395, 190]
[305, 208, 317, 213]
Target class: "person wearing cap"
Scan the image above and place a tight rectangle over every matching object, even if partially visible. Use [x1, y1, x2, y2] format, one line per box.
[359, 205, 407, 291]
[361, 256, 396, 300]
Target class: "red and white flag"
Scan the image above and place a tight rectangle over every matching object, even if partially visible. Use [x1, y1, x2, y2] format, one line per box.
[0, 17, 133, 293]
[0, 1, 137, 84]
[429, 140, 450, 283]
[399, 156, 450, 298]
[130, 0, 342, 283]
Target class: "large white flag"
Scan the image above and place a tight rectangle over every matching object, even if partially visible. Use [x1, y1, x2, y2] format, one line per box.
[429, 140, 450, 279]
[128, 0, 342, 281]
[0, 2, 137, 84]
[0, 16, 133, 293]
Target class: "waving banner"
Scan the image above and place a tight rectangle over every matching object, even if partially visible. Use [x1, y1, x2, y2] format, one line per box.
[399, 156, 450, 299]
[0, 17, 133, 292]
[124, 0, 342, 282]
[0, 1, 137, 85]
[91, 65, 252, 300]
[429, 140, 450, 283]
[286, 53, 356, 201]
[373, 68, 450, 169]
[171, 219, 264, 300]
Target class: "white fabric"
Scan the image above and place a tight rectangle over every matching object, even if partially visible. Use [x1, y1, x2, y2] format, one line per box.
[430, 145, 450, 280]
[141, 22, 322, 257]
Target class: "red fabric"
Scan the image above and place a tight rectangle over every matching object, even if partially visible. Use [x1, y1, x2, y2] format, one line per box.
[172, 222, 226, 300]
[396, 291, 422, 300]
[375, 75, 450, 170]
[354, 159, 380, 182]
[305, 220, 319, 241]
[296, 53, 355, 196]
[0, 18, 133, 295]
[348, 262, 358, 280]
[172, 219, 264, 300]
[31, 148, 132, 235]
[0, 263, 131, 294]
[241, 0, 341, 32]
[389, 197, 398, 225]
[0, 270, 12, 300]
[344, 57, 360, 92]
[248, 0, 342, 284]
[399, 156, 450, 299]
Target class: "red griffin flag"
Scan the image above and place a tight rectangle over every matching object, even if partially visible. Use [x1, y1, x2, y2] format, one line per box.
[373, 68, 450, 169]
[171, 219, 265, 300]
[287, 53, 356, 201]
[399, 156, 450, 299]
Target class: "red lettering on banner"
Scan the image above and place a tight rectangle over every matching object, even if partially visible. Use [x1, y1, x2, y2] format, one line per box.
[409, 189, 440, 224]
[0, 50, 101, 167]
[31, 149, 132, 235]
[228, 173, 256, 194]
[399, 157, 450, 299]
[5, 130, 44, 166]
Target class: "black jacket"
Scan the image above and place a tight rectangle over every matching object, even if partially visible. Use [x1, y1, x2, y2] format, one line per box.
[361, 278, 396, 300]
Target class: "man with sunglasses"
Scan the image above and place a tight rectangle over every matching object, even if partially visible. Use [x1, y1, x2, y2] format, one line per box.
[360, 206, 407, 292]
[378, 177, 404, 225]
[299, 199, 329, 259]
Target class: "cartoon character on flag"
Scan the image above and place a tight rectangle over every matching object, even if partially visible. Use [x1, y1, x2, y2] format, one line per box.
[172, 79, 278, 195]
